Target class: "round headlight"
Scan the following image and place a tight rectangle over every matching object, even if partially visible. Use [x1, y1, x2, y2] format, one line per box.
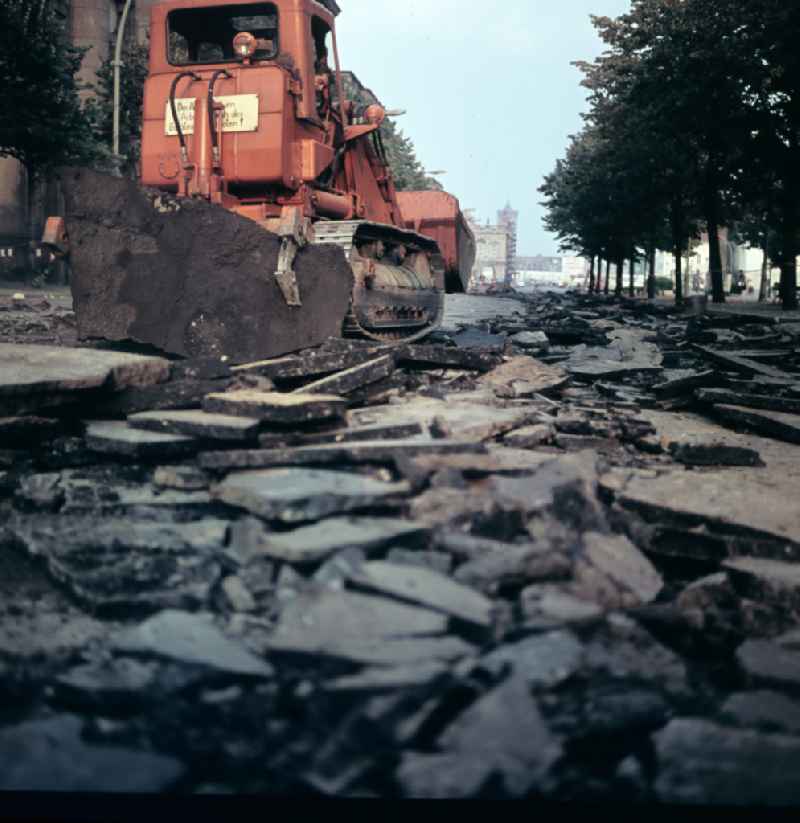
[233, 32, 257, 60]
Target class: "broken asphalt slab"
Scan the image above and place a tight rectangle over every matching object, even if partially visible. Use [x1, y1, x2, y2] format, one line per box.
[262, 588, 475, 666]
[128, 409, 261, 441]
[653, 718, 800, 805]
[711, 404, 800, 446]
[229, 516, 429, 566]
[203, 390, 347, 424]
[0, 343, 170, 400]
[604, 466, 800, 550]
[112, 610, 274, 678]
[212, 468, 410, 524]
[347, 561, 494, 628]
[9, 516, 227, 615]
[0, 714, 185, 792]
[293, 355, 396, 396]
[85, 420, 198, 459]
[199, 439, 487, 471]
[479, 356, 569, 398]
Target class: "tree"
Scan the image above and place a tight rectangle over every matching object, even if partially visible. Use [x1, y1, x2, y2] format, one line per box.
[380, 119, 442, 192]
[576, 1, 749, 305]
[0, 0, 99, 182]
[341, 72, 441, 192]
[732, 0, 800, 309]
[84, 41, 150, 174]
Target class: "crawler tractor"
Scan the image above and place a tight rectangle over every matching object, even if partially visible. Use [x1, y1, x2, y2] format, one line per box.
[50, 0, 475, 361]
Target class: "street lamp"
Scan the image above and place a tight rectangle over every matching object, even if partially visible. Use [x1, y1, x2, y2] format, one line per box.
[112, 0, 134, 164]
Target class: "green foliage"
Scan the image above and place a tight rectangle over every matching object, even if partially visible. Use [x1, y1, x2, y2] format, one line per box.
[84, 42, 150, 173]
[0, 0, 100, 177]
[380, 119, 441, 192]
[541, 0, 800, 308]
[654, 277, 674, 293]
[341, 72, 440, 192]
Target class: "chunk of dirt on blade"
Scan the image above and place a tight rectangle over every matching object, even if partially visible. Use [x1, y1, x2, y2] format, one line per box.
[59, 167, 354, 362]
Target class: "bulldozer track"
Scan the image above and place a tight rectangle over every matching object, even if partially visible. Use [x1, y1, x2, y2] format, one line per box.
[313, 220, 445, 344]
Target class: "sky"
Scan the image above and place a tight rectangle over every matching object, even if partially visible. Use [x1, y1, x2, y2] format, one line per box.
[335, 0, 632, 256]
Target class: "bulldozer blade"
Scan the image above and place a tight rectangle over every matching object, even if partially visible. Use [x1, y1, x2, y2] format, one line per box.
[58, 168, 354, 364]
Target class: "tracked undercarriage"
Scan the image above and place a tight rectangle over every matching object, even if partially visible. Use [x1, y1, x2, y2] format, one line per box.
[313, 221, 445, 343]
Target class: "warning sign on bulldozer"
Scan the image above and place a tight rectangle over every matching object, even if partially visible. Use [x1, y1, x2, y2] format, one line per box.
[165, 95, 260, 136]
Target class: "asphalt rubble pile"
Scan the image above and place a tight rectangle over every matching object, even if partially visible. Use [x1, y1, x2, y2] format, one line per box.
[3, 290, 800, 800]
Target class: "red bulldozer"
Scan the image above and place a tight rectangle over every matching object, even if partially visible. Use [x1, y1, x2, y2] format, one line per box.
[50, 0, 475, 362]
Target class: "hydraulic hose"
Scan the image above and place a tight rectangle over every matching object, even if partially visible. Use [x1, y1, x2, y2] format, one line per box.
[169, 71, 201, 165]
[208, 70, 233, 168]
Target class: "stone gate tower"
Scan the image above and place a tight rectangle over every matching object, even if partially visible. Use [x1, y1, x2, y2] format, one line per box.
[496, 202, 518, 287]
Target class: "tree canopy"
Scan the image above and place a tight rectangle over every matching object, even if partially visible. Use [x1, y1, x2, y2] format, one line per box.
[0, 0, 98, 178]
[541, 0, 800, 309]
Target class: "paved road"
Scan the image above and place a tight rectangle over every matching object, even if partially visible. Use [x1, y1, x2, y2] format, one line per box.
[441, 293, 526, 332]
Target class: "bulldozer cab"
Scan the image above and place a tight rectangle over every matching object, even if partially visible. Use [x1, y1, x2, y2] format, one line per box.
[141, 0, 345, 196]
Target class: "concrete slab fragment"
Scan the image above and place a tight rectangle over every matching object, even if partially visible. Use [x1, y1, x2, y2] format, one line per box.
[0, 343, 170, 398]
[323, 661, 449, 693]
[113, 610, 273, 677]
[233, 348, 386, 380]
[348, 395, 543, 443]
[480, 356, 569, 397]
[85, 420, 198, 458]
[654, 718, 800, 805]
[263, 588, 474, 666]
[212, 468, 410, 524]
[350, 561, 494, 627]
[480, 631, 585, 688]
[239, 516, 428, 565]
[572, 531, 663, 610]
[693, 344, 795, 381]
[713, 404, 800, 445]
[204, 390, 346, 424]
[398, 344, 502, 372]
[199, 439, 486, 470]
[437, 673, 562, 797]
[294, 355, 395, 396]
[0, 715, 185, 792]
[608, 466, 800, 549]
[720, 691, 800, 735]
[128, 409, 260, 441]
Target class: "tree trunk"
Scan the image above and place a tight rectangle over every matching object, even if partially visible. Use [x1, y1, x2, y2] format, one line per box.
[780, 188, 799, 310]
[25, 166, 37, 276]
[706, 194, 726, 304]
[671, 198, 687, 306]
[628, 256, 635, 298]
[647, 242, 656, 300]
[604, 258, 610, 295]
[615, 255, 623, 296]
[758, 232, 770, 303]
[684, 246, 692, 297]
[674, 247, 683, 305]
[588, 256, 596, 293]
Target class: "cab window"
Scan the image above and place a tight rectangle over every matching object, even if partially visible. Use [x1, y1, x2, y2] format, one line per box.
[168, 3, 279, 65]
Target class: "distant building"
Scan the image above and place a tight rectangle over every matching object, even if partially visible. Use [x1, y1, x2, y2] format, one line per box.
[513, 254, 588, 287]
[467, 207, 517, 288]
[516, 256, 561, 274]
[496, 203, 518, 287]
[653, 228, 790, 295]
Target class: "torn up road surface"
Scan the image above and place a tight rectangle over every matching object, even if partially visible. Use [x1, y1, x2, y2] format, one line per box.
[3, 289, 800, 801]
